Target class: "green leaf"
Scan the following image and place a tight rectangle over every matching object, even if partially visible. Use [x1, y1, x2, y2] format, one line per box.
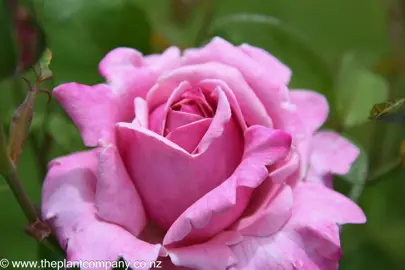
[210, 13, 334, 98]
[40, 0, 152, 84]
[335, 52, 389, 128]
[347, 148, 369, 202]
[369, 98, 405, 125]
[0, 184, 9, 192]
[47, 114, 83, 153]
[34, 48, 53, 82]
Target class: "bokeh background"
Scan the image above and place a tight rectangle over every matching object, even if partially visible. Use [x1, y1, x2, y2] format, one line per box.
[1, 0, 405, 269]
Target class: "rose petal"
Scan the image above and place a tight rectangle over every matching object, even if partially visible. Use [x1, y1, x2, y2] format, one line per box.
[228, 183, 366, 270]
[132, 97, 149, 128]
[306, 172, 334, 188]
[99, 46, 180, 92]
[41, 150, 162, 270]
[166, 110, 204, 131]
[98, 47, 159, 107]
[166, 119, 212, 153]
[168, 231, 242, 270]
[239, 44, 291, 85]
[56, 48, 173, 146]
[233, 186, 293, 237]
[199, 79, 247, 132]
[196, 87, 232, 153]
[163, 81, 207, 135]
[149, 103, 166, 134]
[310, 131, 360, 176]
[95, 145, 147, 236]
[54, 69, 157, 147]
[147, 62, 272, 127]
[182, 37, 293, 128]
[53, 83, 117, 146]
[163, 126, 292, 246]
[116, 90, 244, 229]
[99, 48, 143, 80]
[269, 150, 300, 184]
[143, 46, 181, 72]
[285, 90, 329, 137]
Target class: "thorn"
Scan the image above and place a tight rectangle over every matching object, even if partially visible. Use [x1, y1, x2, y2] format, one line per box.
[38, 89, 52, 103]
[21, 76, 34, 92]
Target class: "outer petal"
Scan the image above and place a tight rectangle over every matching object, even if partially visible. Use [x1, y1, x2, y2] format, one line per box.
[286, 90, 329, 137]
[228, 183, 366, 270]
[239, 44, 291, 85]
[42, 150, 162, 270]
[53, 79, 156, 147]
[163, 126, 292, 246]
[99, 47, 143, 80]
[276, 90, 329, 187]
[53, 83, 117, 146]
[182, 37, 294, 128]
[99, 46, 180, 85]
[116, 88, 244, 229]
[232, 186, 293, 237]
[143, 46, 181, 72]
[56, 47, 179, 147]
[309, 131, 359, 176]
[168, 231, 242, 270]
[95, 145, 146, 236]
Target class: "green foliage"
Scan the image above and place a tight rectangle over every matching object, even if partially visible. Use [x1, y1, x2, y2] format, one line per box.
[47, 114, 84, 153]
[335, 52, 389, 128]
[39, 0, 152, 84]
[34, 48, 53, 81]
[341, 139, 369, 202]
[370, 98, 405, 124]
[210, 13, 333, 96]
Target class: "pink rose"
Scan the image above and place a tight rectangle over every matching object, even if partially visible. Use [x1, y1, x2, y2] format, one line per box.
[42, 37, 366, 270]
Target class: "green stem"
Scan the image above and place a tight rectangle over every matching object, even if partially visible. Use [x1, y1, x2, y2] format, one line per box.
[1, 109, 63, 256]
[0, 117, 38, 222]
[12, 78, 52, 181]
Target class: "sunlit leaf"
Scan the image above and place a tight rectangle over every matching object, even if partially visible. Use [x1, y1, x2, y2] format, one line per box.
[369, 98, 405, 124]
[33, 48, 53, 82]
[336, 52, 389, 128]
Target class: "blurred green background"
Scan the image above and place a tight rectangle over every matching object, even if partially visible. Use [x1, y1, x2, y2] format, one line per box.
[1, 0, 405, 269]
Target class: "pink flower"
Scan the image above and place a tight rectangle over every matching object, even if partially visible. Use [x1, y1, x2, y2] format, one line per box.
[42, 37, 366, 270]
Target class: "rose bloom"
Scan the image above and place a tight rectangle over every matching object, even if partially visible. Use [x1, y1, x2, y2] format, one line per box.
[42, 37, 366, 270]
